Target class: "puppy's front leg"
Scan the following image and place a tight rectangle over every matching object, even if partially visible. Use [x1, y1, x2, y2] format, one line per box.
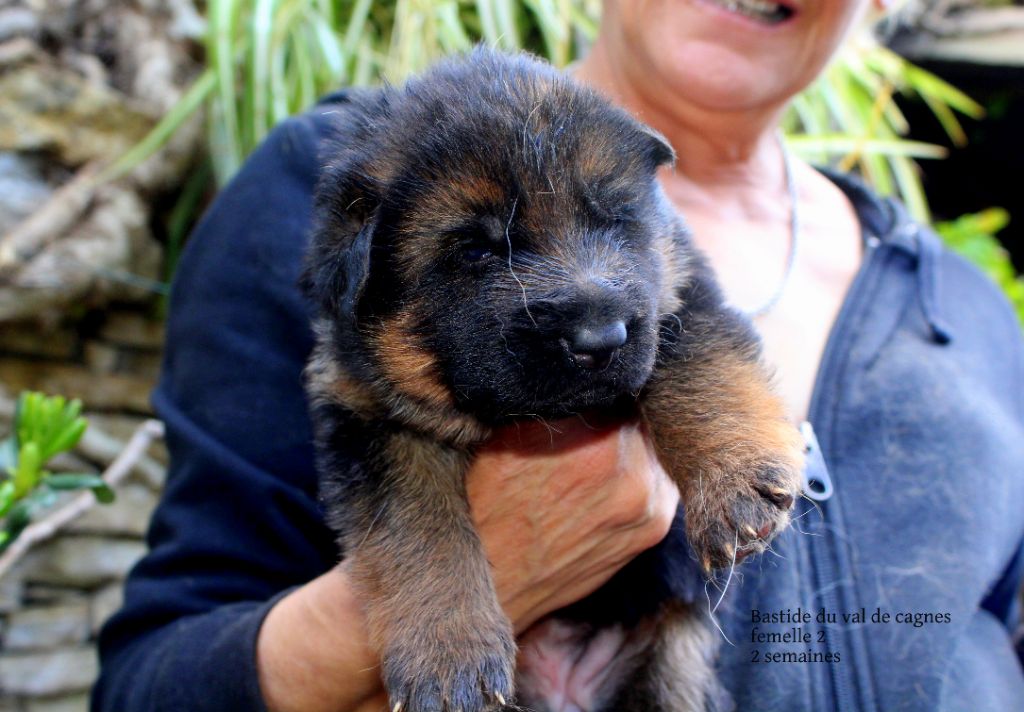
[328, 427, 515, 712]
[642, 264, 804, 573]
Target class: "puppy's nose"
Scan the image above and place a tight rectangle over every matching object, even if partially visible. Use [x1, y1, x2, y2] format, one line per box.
[569, 320, 627, 369]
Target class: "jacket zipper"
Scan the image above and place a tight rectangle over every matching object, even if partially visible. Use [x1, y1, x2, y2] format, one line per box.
[803, 232, 887, 712]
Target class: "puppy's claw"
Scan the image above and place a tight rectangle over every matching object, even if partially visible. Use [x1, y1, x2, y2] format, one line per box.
[742, 525, 758, 540]
[495, 692, 506, 705]
[765, 487, 796, 506]
[722, 542, 735, 561]
[392, 703, 403, 712]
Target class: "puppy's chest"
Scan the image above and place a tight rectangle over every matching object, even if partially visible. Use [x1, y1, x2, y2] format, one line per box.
[516, 619, 656, 712]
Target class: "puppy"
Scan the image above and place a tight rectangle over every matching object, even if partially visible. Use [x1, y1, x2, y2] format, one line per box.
[302, 48, 804, 712]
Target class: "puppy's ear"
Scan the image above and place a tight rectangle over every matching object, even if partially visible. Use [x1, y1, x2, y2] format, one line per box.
[638, 124, 676, 169]
[302, 166, 381, 323]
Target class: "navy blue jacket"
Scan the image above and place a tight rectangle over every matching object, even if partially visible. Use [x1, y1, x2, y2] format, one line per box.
[92, 96, 1024, 712]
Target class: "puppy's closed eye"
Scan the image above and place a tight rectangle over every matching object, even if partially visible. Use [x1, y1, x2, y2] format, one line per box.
[447, 216, 512, 265]
[584, 193, 640, 228]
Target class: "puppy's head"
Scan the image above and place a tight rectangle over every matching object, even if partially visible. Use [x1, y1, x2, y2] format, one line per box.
[306, 48, 689, 423]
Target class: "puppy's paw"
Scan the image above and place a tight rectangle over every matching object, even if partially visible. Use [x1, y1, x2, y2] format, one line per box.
[383, 626, 516, 712]
[685, 445, 803, 573]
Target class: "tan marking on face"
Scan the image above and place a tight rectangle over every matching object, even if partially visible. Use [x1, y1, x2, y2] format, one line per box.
[374, 309, 455, 409]
[305, 335, 383, 416]
[452, 174, 506, 206]
[393, 174, 507, 278]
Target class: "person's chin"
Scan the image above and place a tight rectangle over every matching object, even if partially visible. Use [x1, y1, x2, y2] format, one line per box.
[656, 42, 796, 112]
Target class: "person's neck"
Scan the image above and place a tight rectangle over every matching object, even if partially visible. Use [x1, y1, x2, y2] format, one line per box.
[572, 38, 790, 221]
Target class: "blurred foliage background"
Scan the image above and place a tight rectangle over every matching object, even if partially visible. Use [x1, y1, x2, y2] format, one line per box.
[113, 0, 1021, 323]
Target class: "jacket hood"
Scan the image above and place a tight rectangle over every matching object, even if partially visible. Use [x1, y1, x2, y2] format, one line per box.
[820, 167, 953, 345]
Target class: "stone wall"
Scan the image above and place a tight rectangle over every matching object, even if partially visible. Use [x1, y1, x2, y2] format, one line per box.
[0, 307, 167, 711]
[1, 1, 197, 702]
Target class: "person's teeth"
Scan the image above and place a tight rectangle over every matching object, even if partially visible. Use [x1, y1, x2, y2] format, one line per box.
[706, 0, 791, 23]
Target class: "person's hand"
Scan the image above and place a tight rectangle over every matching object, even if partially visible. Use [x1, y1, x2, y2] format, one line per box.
[469, 417, 680, 633]
[257, 417, 679, 712]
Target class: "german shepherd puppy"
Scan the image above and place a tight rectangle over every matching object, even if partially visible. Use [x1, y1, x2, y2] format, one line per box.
[302, 48, 803, 712]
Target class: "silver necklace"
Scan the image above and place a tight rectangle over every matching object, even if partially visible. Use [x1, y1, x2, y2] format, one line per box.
[744, 132, 800, 319]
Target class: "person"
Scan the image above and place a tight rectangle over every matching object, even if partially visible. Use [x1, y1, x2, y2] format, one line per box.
[92, 1, 1024, 711]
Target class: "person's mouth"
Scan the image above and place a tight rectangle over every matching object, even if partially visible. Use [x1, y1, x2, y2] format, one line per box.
[700, 0, 796, 25]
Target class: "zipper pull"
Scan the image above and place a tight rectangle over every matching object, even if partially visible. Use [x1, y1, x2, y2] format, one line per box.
[799, 421, 833, 501]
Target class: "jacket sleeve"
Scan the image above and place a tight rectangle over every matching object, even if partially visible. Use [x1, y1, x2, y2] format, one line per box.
[91, 109, 345, 711]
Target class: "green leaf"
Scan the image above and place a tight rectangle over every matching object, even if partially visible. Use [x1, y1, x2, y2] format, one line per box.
[436, 2, 474, 53]
[250, 0, 276, 145]
[45, 473, 116, 503]
[0, 436, 16, 475]
[93, 484, 116, 504]
[475, 0, 502, 46]
[98, 70, 216, 183]
[13, 441, 42, 497]
[0, 481, 15, 517]
[12, 392, 88, 464]
[211, 0, 243, 180]
[3, 487, 58, 544]
[936, 209, 1021, 325]
[891, 155, 930, 223]
[343, 0, 374, 60]
[787, 136, 948, 159]
[44, 473, 104, 490]
[43, 418, 86, 462]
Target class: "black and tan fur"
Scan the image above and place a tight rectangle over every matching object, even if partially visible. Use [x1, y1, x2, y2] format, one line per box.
[302, 48, 804, 712]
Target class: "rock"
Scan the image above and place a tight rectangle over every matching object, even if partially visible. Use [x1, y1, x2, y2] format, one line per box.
[0, 36, 40, 68]
[0, 7, 40, 42]
[46, 452, 97, 474]
[0, 319, 78, 359]
[127, 458, 168, 491]
[0, 151, 53, 234]
[115, 349, 162, 382]
[0, 185, 164, 324]
[83, 342, 162, 381]
[80, 413, 151, 445]
[89, 581, 123, 635]
[0, 0, 205, 323]
[167, 0, 206, 40]
[0, 647, 97, 696]
[5, 601, 90, 651]
[67, 484, 157, 537]
[22, 537, 146, 588]
[0, 359, 154, 414]
[98, 311, 165, 350]
[0, 569, 24, 613]
[25, 693, 91, 712]
[0, 62, 154, 164]
[82, 342, 120, 374]
[20, 586, 86, 607]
